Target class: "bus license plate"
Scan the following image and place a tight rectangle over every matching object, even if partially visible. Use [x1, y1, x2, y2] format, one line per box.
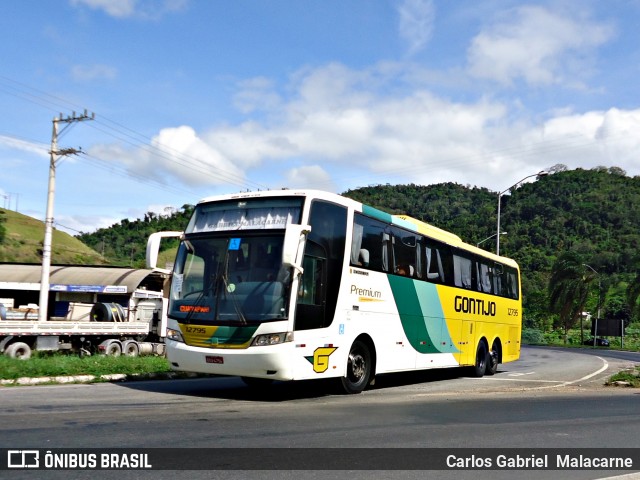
[206, 356, 224, 364]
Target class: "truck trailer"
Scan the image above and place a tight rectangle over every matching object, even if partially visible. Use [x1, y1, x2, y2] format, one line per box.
[0, 264, 170, 359]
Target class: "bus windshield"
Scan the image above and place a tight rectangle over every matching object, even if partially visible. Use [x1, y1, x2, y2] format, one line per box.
[168, 234, 291, 324]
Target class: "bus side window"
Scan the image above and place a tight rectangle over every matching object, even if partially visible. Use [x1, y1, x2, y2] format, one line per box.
[506, 268, 519, 299]
[493, 263, 504, 296]
[352, 213, 387, 272]
[477, 262, 493, 294]
[453, 253, 473, 289]
[350, 219, 369, 267]
[424, 242, 445, 283]
[390, 227, 418, 277]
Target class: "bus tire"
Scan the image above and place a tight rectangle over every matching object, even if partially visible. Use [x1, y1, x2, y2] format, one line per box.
[486, 343, 499, 376]
[5, 342, 32, 360]
[340, 340, 372, 394]
[471, 341, 488, 378]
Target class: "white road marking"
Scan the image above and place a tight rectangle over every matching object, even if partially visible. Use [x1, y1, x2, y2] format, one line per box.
[530, 356, 609, 390]
[469, 357, 611, 390]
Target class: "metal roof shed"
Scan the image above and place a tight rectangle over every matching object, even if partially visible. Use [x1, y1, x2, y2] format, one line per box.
[0, 264, 163, 292]
[0, 264, 167, 318]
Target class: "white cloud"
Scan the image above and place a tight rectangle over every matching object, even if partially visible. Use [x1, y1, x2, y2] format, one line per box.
[233, 77, 282, 114]
[70, 0, 136, 18]
[56, 213, 120, 235]
[89, 125, 247, 188]
[467, 5, 614, 86]
[0, 135, 48, 157]
[200, 64, 512, 188]
[87, 61, 640, 197]
[71, 64, 118, 82]
[397, 0, 436, 56]
[527, 108, 640, 170]
[70, 0, 188, 19]
[285, 165, 335, 191]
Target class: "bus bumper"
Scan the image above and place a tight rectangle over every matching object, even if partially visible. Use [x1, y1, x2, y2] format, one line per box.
[166, 339, 295, 381]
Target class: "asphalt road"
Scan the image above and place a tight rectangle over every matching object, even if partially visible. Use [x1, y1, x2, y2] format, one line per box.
[1, 345, 639, 480]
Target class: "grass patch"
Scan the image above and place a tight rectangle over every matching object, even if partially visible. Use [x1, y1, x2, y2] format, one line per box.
[0, 353, 171, 380]
[607, 367, 640, 388]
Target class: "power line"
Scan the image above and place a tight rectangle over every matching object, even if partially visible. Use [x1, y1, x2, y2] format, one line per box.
[0, 75, 268, 191]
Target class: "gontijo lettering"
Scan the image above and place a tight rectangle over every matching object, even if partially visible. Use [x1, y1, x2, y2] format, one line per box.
[454, 295, 496, 316]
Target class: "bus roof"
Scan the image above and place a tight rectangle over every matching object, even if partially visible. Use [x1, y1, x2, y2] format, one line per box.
[195, 189, 518, 268]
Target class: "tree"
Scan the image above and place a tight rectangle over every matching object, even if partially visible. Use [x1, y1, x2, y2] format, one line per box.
[627, 260, 640, 323]
[604, 295, 631, 329]
[548, 252, 595, 342]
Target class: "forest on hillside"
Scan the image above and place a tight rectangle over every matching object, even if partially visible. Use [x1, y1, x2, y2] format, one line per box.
[77, 204, 194, 266]
[76, 166, 640, 333]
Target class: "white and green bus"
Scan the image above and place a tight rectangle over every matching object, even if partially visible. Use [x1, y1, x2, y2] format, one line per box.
[147, 189, 522, 393]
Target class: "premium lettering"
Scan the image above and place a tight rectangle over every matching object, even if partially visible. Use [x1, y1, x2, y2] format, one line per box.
[350, 285, 382, 299]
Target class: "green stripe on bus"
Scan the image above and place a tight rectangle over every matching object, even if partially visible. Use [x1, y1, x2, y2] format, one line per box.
[361, 205, 416, 230]
[387, 276, 459, 354]
[362, 205, 393, 223]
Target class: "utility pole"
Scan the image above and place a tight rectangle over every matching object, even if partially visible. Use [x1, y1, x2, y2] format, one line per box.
[38, 110, 94, 322]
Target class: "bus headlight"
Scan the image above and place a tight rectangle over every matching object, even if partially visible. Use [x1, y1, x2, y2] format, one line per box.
[166, 328, 185, 343]
[251, 332, 293, 346]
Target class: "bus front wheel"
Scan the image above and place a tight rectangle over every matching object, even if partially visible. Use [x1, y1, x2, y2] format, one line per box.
[340, 340, 372, 394]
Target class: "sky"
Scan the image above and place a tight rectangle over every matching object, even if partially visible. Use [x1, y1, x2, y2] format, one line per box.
[1, 0, 640, 235]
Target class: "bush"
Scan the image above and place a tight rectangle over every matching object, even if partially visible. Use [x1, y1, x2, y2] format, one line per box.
[521, 328, 545, 345]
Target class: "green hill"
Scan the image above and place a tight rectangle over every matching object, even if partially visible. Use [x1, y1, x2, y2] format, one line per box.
[0, 208, 105, 265]
[76, 205, 194, 268]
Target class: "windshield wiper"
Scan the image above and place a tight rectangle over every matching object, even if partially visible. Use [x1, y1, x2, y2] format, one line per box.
[213, 240, 247, 325]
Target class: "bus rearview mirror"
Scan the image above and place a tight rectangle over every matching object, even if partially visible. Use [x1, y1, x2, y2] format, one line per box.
[146, 231, 183, 273]
[282, 224, 311, 274]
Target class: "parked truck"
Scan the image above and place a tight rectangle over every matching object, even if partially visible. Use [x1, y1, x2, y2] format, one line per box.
[0, 270, 169, 360]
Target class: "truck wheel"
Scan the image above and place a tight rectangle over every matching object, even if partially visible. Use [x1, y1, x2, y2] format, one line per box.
[5, 342, 32, 360]
[102, 340, 122, 357]
[122, 340, 139, 357]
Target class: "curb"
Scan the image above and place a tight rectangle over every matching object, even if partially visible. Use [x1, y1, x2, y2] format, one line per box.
[0, 371, 206, 387]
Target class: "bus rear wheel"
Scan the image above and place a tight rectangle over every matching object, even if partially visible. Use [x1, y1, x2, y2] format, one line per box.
[471, 341, 488, 378]
[486, 342, 499, 376]
[340, 340, 372, 394]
